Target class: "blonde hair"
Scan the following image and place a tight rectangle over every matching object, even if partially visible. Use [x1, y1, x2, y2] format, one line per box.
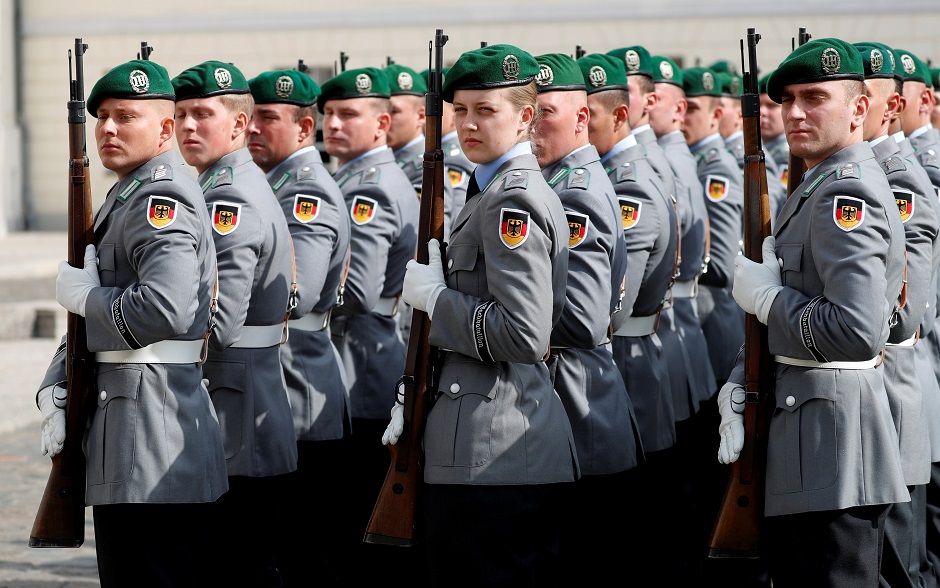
[219, 92, 255, 117]
[505, 81, 539, 140]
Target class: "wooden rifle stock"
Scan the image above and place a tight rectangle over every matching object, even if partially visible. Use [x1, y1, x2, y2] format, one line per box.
[708, 28, 774, 559]
[785, 28, 812, 198]
[29, 38, 94, 548]
[364, 29, 448, 546]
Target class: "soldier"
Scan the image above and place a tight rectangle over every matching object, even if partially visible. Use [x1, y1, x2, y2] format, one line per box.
[245, 68, 352, 587]
[318, 66, 419, 584]
[576, 51, 684, 581]
[759, 70, 791, 190]
[856, 40, 940, 588]
[384, 63, 427, 195]
[722, 37, 909, 586]
[172, 60, 298, 586]
[897, 49, 940, 192]
[386, 43, 577, 585]
[39, 58, 227, 586]
[932, 68, 940, 136]
[529, 52, 640, 581]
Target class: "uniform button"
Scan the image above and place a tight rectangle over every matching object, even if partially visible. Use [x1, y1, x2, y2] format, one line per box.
[448, 258, 454, 269]
[778, 258, 784, 268]
[513, 171, 522, 176]
[785, 395, 795, 407]
[100, 390, 107, 401]
[574, 169, 584, 175]
[450, 383, 460, 394]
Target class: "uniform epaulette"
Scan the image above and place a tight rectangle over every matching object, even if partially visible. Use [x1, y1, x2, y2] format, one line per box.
[918, 148, 940, 169]
[151, 163, 173, 183]
[614, 162, 637, 183]
[705, 148, 721, 163]
[210, 167, 234, 189]
[504, 170, 529, 190]
[361, 166, 381, 184]
[836, 162, 860, 180]
[297, 165, 317, 181]
[880, 156, 906, 175]
[565, 167, 590, 190]
[445, 142, 461, 158]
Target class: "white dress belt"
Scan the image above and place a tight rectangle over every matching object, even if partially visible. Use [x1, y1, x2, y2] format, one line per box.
[885, 333, 918, 347]
[774, 355, 880, 370]
[230, 324, 284, 348]
[289, 311, 330, 332]
[374, 296, 399, 317]
[96, 339, 204, 364]
[672, 279, 698, 299]
[613, 314, 658, 337]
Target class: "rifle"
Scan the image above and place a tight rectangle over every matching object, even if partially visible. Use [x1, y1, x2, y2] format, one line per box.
[387, 56, 395, 66]
[707, 27, 774, 559]
[575, 45, 586, 59]
[29, 38, 95, 548]
[363, 28, 448, 546]
[296, 59, 308, 74]
[138, 41, 153, 61]
[785, 27, 812, 198]
[335, 51, 349, 76]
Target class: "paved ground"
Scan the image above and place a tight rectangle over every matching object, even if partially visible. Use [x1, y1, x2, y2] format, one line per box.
[0, 231, 100, 587]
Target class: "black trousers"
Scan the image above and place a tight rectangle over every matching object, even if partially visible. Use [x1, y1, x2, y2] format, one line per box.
[765, 504, 889, 588]
[881, 484, 926, 588]
[94, 502, 213, 588]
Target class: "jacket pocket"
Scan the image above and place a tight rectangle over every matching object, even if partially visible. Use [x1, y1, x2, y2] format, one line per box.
[446, 244, 481, 298]
[777, 243, 803, 292]
[204, 360, 247, 460]
[96, 243, 116, 288]
[89, 365, 142, 485]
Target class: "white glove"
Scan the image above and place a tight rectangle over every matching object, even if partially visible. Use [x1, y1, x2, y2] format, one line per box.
[382, 402, 405, 446]
[732, 236, 782, 325]
[402, 238, 446, 318]
[38, 384, 67, 458]
[717, 381, 746, 465]
[56, 244, 100, 317]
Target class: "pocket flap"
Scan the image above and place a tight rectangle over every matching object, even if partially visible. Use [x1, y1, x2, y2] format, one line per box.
[96, 243, 116, 272]
[437, 355, 499, 400]
[447, 244, 478, 272]
[96, 365, 141, 407]
[202, 360, 246, 392]
[777, 243, 802, 272]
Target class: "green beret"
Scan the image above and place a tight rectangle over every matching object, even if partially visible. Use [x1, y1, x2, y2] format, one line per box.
[716, 72, 743, 97]
[87, 59, 175, 117]
[766, 38, 865, 103]
[682, 67, 721, 97]
[535, 53, 587, 93]
[441, 44, 539, 103]
[383, 64, 428, 96]
[650, 55, 683, 87]
[576, 53, 628, 94]
[852, 42, 899, 81]
[893, 48, 932, 87]
[248, 69, 320, 106]
[757, 71, 773, 95]
[709, 60, 738, 75]
[606, 45, 653, 78]
[317, 67, 390, 113]
[172, 60, 250, 102]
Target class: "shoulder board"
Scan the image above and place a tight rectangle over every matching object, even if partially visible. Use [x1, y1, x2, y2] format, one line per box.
[918, 149, 940, 169]
[504, 171, 529, 190]
[705, 148, 721, 163]
[117, 177, 143, 202]
[836, 162, 860, 180]
[565, 167, 590, 190]
[446, 143, 462, 158]
[150, 163, 173, 183]
[614, 162, 637, 183]
[297, 165, 317, 181]
[880, 156, 906, 175]
[360, 166, 381, 185]
[271, 171, 291, 192]
[802, 171, 830, 196]
[210, 167, 234, 189]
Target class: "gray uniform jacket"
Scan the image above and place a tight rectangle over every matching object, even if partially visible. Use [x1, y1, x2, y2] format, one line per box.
[909, 129, 940, 197]
[605, 143, 679, 453]
[199, 147, 298, 477]
[267, 147, 351, 441]
[424, 152, 579, 485]
[543, 145, 641, 475]
[872, 136, 937, 485]
[657, 130, 716, 415]
[330, 147, 419, 420]
[635, 126, 678, 204]
[394, 137, 424, 195]
[40, 149, 228, 505]
[443, 130, 474, 242]
[735, 141, 909, 516]
[765, 133, 790, 173]
[691, 135, 745, 385]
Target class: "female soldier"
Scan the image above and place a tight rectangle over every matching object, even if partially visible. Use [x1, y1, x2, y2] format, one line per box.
[388, 44, 579, 585]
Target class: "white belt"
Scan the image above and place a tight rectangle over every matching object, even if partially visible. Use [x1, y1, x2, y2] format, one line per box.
[672, 279, 698, 299]
[886, 332, 918, 347]
[374, 296, 399, 317]
[96, 339, 204, 364]
[289, 311, 330, 332]
[613, 314, 658, 337]
[230, 324, 284, 348]
[774, 355, 880, 370]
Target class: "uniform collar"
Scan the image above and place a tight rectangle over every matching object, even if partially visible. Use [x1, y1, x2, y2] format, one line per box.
[474, 141, 532, 190]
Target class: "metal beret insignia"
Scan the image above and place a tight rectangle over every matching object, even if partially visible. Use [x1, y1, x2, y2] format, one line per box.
[398, 72, 413, 91]
[702, 71, 715, 91]
[503, 54, 520, 80]
[589, 65, 607, 87]
[536, 64, 554, 86]
[214, 67, 233, 89]
[354, 73, 372, 94]
[659, 60, 674, 79]
[870, 49, 883, 73]
[902, 54, 916, 75]
[129, 69, 150, 93]
[275, 75, 294, 98]
[888, 50, 896, 71]
[730, 77, 741, 94]
[625, 50, 641, 71]
[821, 48, 841, 74]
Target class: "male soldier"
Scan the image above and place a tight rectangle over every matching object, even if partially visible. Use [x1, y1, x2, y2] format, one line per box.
[246, 68, 352, 587]
[759, 70, 791, 190]
[318, 66, 419, 584]
[576, 51, 683, 581]
[383, 63, 427, 196]
[898, 49, 940, 193]
[606, 45, 679, 205]
[530, 52, 640, 582]
[932, 68, 940, 135]
[39, 58, 227, 586]
[722, 37, 909, 586]
[681, 66, 744, 388]
[172, 61, 298, 586]
[858, 40, 940, 588]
